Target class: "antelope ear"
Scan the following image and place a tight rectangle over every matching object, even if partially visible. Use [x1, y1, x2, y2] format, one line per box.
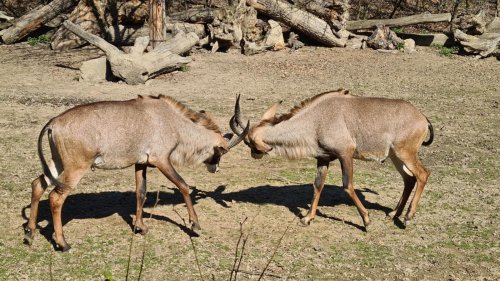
[215, 145, 228, 155]
[261, 101, 282, 121]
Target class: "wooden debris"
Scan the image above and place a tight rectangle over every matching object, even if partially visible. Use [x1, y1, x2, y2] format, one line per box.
[0, 11, 14, 22]
[454, 29, 500, 58]
[247, 0, 346, 47]
[287, 32, 304, 50]
[0, 0, 79, 44]
[347, 12, 451, 31]
[51, 0, 105, 50]
[167, 7, 224, 23]
[290, 0, 349, 32]
[63, 20, 199, 85]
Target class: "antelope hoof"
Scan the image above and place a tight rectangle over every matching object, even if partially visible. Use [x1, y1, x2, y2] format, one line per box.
[386, 210, 397, 220]
[362, 215, 371, 232]
[56, 242, 71, 252]
[190, 221, 202, 235]
[300, 217, 312, 226]
[23, 227, 34, 245]
[404, 217, 411, 227]
[135, 225, 149, 235]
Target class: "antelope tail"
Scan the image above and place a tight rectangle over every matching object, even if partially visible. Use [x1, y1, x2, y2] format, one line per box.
[422, 118, 434, 146]
[37, 122, 65, 190]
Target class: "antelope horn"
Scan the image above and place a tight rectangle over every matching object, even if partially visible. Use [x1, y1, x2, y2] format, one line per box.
[233, 94, 247, 130]
[227, 120, 250, 150]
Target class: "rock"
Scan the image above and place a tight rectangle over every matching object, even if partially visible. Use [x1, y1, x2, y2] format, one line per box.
[404, 39, 416, 54]
[347, 37, 365, 49]
[263, 20, 285, 50]
[79, 57, 109, 82]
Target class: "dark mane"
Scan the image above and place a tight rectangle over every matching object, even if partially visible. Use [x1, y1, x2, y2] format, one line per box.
[151, 95, 222, 133]
[262, 88, 349, 125]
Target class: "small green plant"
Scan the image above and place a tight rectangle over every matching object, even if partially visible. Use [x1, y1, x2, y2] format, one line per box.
[396, 42, 405, 50]
[179, 64, 190, 72]
[431, 43, 459, 57]
[27, 34, 50, 46]
[391, 26, 403, 34]
[103, 271, 115, 281]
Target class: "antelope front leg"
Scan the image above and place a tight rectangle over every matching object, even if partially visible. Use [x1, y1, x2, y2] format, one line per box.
[156, 162, 201, 231]
[134, 164, 148, 234]
[340, 155, 370, 230]
[301, 159, 329, 225]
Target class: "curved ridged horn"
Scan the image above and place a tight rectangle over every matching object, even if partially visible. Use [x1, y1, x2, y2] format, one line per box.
[227, 120, 250, 149]
[230, 94, 248, 135]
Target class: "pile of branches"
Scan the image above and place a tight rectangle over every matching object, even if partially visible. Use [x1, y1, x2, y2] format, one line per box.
[0, 0, 497, 84]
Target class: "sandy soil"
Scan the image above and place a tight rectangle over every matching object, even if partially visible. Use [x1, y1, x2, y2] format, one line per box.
[0, 43, 498, 280]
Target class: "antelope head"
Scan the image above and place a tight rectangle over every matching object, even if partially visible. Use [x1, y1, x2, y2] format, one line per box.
[204, 99, 250, 173]
[229, 95, 278, 159]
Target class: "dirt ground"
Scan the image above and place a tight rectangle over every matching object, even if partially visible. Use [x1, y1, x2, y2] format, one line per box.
[0, 43, 498, 280]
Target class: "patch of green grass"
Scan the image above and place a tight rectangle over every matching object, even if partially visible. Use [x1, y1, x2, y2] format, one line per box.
[352, 241, 390, 267]
[391, 26, 403, 34]
[27, 34, 50, 46]
[279, 167, 316, 183]
[431, 43, 459, 57]
[179, 64, 190, 72]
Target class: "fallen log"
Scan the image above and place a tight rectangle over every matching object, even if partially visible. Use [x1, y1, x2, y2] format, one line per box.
[167, 7, 225, 23]
[0, 0, 78, 44]
[290, 0, 349, 31]
[346, 12, 451, 31]
[454, 29, 500, 58]
[247, 0, 346, 47]
[62, 20, 199, 85]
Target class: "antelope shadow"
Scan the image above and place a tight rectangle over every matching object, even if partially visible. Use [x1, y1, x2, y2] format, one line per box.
[192, 183, 394, 231]
[21, 183, 396, 248]
[21, 189, 197, 248]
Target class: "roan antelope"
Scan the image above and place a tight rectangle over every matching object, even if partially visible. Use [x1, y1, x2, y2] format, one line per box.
[230, 89, 433, 230]
[25, 95, 249, 251]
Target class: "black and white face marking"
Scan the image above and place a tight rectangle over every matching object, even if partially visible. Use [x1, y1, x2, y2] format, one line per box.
[205, 147, 224, 173]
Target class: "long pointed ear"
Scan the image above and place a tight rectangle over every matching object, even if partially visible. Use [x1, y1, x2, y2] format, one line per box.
[261, 101, 282, 121]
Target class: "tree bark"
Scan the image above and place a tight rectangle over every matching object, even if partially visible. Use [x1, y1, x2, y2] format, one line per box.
[149, 0, 167, 49]
[346, 12, 452, 31]
[62, 20, 198, 85]
[246, 0, 346, 47]
[167, 7, 224, 23]
[290, 0, 349, 31]
[51, 0, 106, 50]
[0, 0, 78, 44]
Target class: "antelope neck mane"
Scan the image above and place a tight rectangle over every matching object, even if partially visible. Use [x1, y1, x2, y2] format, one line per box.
[143, 95, 221, 133]
[260, 88, 349, 126]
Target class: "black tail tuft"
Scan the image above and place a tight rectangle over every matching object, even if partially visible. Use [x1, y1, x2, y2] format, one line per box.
[422, 118, 434, 146]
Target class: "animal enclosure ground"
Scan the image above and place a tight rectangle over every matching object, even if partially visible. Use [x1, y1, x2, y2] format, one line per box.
[0, 43, 498, 280]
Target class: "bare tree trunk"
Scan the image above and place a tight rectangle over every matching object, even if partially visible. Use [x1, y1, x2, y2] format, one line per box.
[149, 0, 167, 49]
[0, 0, 78, 44]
